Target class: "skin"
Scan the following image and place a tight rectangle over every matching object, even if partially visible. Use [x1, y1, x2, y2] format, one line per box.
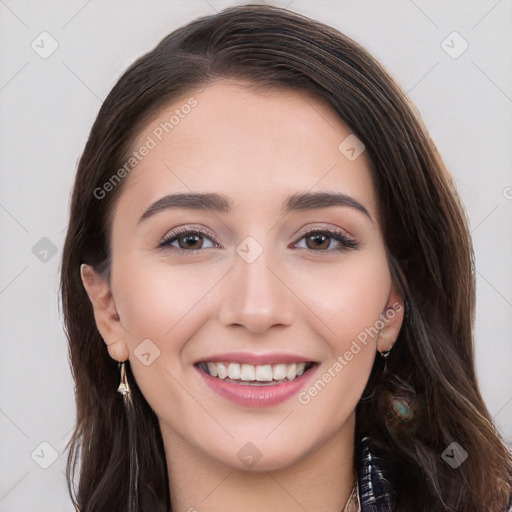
[81, 81, 404, 512]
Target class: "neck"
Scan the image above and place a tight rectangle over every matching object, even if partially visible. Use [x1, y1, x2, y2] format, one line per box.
[160, 416, 357, 512]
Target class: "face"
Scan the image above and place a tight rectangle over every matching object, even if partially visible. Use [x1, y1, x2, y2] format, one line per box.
[83, 80, 404, 472]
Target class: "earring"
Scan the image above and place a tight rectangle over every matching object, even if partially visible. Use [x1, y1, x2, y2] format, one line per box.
[379, 349, 391, 360]
[117, 361, 130, 395]
[115, 360, 139, 510]
[379, 349, 392, 374]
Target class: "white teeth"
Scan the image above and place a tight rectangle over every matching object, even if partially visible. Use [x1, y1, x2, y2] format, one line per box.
[273, 363, 287, 380]
[201, 361, 311, 382]
[216, 362, 228, 379]
[240, 364, 256, 381]
[286, 363, 297, 380]
[255, 364, 273, 382]
[227, 362, 241, 379]
[207, 362, 218, 377]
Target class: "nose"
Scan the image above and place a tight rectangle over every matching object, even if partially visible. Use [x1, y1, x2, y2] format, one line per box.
[217, 243, 295, 334]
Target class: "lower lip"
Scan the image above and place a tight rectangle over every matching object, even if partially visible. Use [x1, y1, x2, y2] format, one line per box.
[195, 364, 318, 408]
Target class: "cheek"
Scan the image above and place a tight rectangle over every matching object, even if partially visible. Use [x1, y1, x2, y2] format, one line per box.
[290, 250, 391, 349]
[293, 254, 389, 422]
[110, 259, 215, 415]
[114, 255, 209, 328]
[111, 256, 222, 378]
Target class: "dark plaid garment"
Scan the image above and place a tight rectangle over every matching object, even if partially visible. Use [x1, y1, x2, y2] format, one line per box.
[356, 435, 512, 512]
[356, 435, 396, 512]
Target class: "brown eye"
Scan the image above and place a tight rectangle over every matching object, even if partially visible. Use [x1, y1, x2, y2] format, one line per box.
[159, 229, 218, 253]
[177, 233, 204, 250]
[295, 229, 357, 252]
[305, 232, 330, 250]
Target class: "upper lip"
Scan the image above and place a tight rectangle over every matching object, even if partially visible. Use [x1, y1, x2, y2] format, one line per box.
[195, 352, 317, 365]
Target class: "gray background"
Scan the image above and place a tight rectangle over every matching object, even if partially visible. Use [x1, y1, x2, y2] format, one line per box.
[0, 0, 511, 510]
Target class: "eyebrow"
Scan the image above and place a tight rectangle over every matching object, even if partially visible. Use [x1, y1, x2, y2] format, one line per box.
[138, 191, 373, 224]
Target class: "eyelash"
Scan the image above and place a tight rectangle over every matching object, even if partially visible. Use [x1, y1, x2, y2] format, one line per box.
[158, 226, 358, 255]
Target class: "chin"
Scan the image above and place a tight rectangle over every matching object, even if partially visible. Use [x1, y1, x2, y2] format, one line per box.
[201, 433, 317, 473]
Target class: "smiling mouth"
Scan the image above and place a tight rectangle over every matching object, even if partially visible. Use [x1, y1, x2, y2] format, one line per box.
[196, 361, 315, 386]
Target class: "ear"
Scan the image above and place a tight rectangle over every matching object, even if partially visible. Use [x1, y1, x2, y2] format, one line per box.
[80, 263, 129, 362]
[376, 282, 405, 353]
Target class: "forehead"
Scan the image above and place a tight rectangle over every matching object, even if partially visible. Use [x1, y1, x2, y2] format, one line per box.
[115, 80, 378, 223]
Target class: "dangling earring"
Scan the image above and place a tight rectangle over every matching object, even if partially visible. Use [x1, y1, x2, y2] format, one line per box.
[116, 360, 139, 511]
[117, 360, 130, 395]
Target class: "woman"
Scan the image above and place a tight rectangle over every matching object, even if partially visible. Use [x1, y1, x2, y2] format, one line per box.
[60, 4, 512, 511]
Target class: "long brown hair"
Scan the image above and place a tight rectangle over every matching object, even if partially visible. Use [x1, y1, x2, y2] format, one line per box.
[60, 4, 512, 511]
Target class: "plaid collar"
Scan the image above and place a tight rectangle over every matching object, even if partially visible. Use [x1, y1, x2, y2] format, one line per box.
[356, 435, 396, 512]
